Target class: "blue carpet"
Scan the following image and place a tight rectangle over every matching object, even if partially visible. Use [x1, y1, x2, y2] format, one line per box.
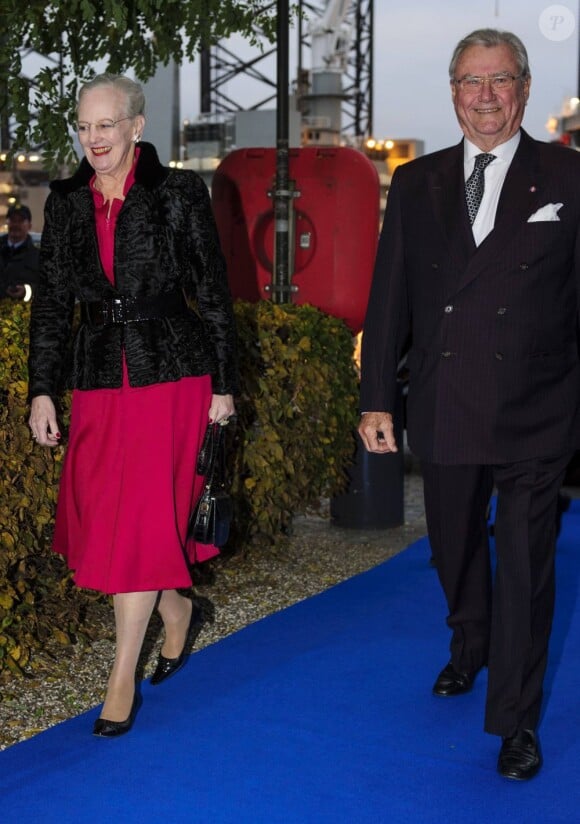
[3, 503, 580, 823]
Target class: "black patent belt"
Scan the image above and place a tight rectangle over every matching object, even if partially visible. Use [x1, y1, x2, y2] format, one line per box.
[80, 291, 187, 327]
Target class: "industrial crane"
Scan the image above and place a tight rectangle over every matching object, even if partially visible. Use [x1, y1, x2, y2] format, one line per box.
[309, 0, 353, 74]
[198, 0, 373, 141]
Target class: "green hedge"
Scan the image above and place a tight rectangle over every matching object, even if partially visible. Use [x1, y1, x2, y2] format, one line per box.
[0, 302, 92, 681]
[231, 301, 359, 545]
[0, 299, 359, 679]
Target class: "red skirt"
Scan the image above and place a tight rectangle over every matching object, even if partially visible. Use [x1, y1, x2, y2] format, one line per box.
[52, 368, 218, 594]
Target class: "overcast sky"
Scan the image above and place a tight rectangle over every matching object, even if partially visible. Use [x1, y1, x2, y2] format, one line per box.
[180, 0, 579, 154]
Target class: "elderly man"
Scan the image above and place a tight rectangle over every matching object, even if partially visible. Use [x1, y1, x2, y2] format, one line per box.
[0, 204, 40, 301]
[359, 28, 580, 780]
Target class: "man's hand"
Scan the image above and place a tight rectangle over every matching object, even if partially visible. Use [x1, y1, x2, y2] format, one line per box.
[358, 411, 398, 453]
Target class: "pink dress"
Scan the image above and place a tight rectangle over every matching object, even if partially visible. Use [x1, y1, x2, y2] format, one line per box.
[52, 158, 219, 594]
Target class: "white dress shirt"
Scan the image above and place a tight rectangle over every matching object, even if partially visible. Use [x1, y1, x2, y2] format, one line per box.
[464, 132, 520, 246]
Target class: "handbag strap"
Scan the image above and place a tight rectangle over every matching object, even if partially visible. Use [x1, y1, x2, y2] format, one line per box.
[203, 423, 227, 490]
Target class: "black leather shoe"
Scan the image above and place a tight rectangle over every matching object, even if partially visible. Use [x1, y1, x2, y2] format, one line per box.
[432, 662, 477, 696]
[498, 729, 542, 781]
[150, 601, 199, 686]
[93, 692, 141, 738]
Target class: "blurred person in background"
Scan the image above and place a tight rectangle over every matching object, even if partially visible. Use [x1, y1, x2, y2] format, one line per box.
[0, 204, 39, 301]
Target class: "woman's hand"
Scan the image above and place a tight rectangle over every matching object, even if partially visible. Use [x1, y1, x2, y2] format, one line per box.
[208, 394, 236, 425]
[29, 395, 61, 447]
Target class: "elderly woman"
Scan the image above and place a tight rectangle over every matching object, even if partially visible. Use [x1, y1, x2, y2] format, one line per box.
[28, 74, 238, 737]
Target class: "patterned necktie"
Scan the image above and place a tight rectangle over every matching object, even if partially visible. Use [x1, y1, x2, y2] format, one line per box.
[465, 153, 495, 225]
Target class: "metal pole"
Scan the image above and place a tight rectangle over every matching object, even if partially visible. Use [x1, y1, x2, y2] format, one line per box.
[272, 0, 292, 303]
[368, 0, 374, 136]
[297, 0, 303, 80]
[200, 48, 211, 114]
[171, 61, 181, 161]
[577, 0, 580, 98]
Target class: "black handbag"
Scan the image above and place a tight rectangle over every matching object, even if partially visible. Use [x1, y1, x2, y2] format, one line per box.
[188, 422, 233, 546]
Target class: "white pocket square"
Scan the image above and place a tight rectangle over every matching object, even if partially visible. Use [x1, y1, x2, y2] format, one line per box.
[527, 202, 563, 222]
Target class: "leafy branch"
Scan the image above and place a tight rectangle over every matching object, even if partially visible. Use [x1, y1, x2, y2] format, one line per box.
[0, 0, 277, 171]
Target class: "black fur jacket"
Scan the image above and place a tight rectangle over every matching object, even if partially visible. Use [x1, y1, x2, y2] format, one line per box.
[28, 142, 238, 400]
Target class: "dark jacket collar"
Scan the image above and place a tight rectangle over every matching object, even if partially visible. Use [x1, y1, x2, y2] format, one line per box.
[0, 233, 36, 251]
[50, 141, 169, 195]
[428, 128, 540, 266]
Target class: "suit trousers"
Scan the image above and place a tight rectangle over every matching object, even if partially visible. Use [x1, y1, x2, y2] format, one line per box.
[421, 452, 571, 737]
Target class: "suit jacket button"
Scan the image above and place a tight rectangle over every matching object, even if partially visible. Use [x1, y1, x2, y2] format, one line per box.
[444, 305, 454, 314]
[495, 352, 504, 360]
[519, 263, 529, 270]
[431, 263, 439, 269]
[497, 307, 507, 315]
[441, 351, 451, 358]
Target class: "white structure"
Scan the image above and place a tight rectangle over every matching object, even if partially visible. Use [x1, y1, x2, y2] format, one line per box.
[302, 0, 354, 145]
[142, 61, 181, 165]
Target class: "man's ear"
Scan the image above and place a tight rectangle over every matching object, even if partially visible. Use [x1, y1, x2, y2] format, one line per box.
[522, 76, 531, 104]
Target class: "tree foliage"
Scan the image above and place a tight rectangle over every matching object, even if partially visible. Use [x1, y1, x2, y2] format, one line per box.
[0, 0, 277, 170]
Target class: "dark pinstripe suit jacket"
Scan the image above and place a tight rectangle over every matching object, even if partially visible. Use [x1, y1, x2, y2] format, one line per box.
[360, 130, 580, 464]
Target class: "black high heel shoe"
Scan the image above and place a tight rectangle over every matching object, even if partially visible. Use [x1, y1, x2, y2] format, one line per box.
[150, 601, 199, 686]
[93, 691, 141, 738]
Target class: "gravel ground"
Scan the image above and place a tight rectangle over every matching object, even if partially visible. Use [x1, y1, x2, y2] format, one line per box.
[0, 463, 427, 751]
